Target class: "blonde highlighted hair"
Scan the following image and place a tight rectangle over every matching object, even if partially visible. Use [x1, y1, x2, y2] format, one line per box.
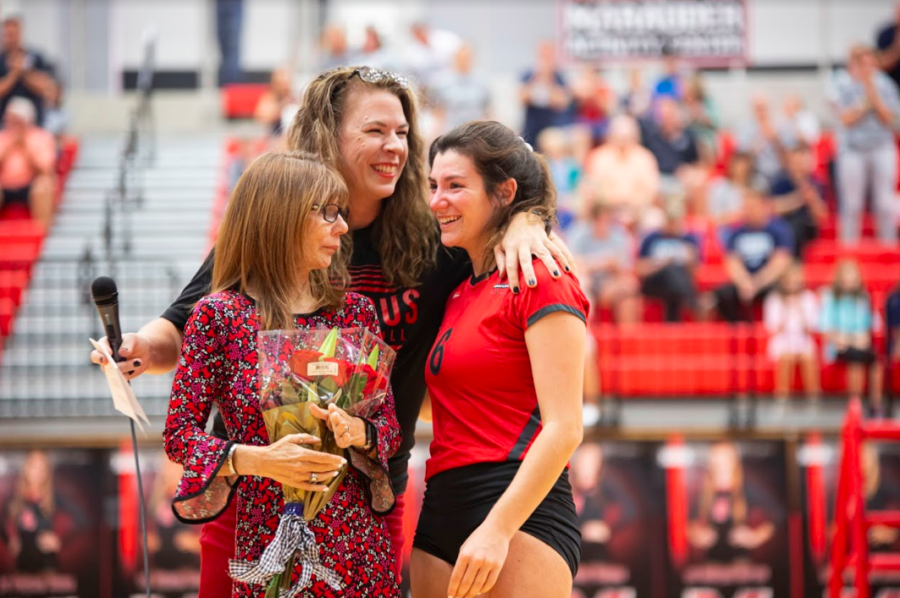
[287, 66, 438, 288]
[212, 151, 349, 330]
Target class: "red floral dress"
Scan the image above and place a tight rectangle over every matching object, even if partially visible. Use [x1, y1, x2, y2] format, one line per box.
[163, 291, 401, 598]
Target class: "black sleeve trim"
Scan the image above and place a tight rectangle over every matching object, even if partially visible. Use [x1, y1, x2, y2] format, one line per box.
[526, 304, 586, 328]
[170, 440, 239, 525]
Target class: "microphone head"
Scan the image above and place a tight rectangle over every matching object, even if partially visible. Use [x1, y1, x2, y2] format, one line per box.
[91, 276, 119, 306]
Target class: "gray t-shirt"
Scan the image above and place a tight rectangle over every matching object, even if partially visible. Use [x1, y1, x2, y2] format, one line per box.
[567, 221, 633, 291]
[432, 72, 491, 131]
[707, 178, 744, 219]
[830, 70, 900, 152]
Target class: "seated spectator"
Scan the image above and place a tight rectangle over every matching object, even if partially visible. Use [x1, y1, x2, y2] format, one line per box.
[683, 73, 719, 165]
[641, 96, 700, 177]
[432, 43, 490, 133]
[831, 43, 900, 244]
[582, 114, 660, 228]
[41, 76, 66, 149]
[763, 262, 821, 404]
[537, 127, 581, 230]
[820, 259, 885, 415]
[519, 41, 569, 146]
[568, 204, 640, 325]
[636, 203, 700, 322]
[0, 16, 54, 127]
[782, 94, 821, 148]
[769, 143, 828, 257]
[621, 68, 651, 118]
[254, 67, 297, 140]
[736, 94, 792, 186]
[713, 185, 794, 323]
[570, 66, 615, 143]
[653, 43, 686, 101]
[707, 152, 754, 242]
[0, 98, 56, 228]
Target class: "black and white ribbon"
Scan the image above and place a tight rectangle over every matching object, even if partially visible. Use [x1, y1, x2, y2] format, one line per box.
[229, 502, 342, 596]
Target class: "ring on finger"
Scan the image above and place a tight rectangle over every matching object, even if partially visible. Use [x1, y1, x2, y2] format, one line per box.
[310, 472, 318, 483]
[342, 423, 350, 437]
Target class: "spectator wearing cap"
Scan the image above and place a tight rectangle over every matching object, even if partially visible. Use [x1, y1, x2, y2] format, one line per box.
[713, 182, 794, 323]
[0, 97, 57, 228]
[830, 43, 900, 244]
[0, 16, 54, 127]
[636, 202, 700, 322]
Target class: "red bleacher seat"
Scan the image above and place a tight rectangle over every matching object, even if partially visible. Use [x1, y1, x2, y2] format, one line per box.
[0, 297, 13, 336]
[805, 239, 900, 265]
[221, 84, 269, 119]
[0, 270, 28, 307]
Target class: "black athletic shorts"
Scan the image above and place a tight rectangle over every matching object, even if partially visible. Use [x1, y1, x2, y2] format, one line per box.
[413, 460, 581, 577]
[2, 186, 30, 205]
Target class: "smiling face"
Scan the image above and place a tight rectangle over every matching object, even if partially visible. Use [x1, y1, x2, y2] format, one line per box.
[429, 150, 502, 261]
[302, 203, 349, 273]
[337, 87, 409, 206]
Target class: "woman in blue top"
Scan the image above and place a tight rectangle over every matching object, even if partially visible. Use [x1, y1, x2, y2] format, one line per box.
[820, 259, 884, 413]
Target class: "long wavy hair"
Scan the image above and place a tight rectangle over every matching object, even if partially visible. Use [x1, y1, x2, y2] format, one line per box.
[211, 151, 349, 330]
[287, 66, 437, 288]
[429, 120, 557, 273]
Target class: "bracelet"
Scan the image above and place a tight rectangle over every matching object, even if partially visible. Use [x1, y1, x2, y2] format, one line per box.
[226, 444, 239, 476]
[361, 421, 376, 451]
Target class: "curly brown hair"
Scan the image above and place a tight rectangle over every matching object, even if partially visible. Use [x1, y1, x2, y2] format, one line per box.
[286, 66, 437, 289]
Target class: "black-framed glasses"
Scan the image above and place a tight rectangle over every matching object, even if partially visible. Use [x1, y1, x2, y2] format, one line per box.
[312, 203, 349, 223]
[350, 66, 409, 90]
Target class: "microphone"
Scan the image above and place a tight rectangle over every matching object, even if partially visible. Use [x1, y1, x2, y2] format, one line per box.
[91, 276, 126, 363]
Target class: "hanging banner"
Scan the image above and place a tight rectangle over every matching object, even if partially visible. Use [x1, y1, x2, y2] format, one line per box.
[572, 441, 666, 598]
[659, 439, 790, 598]
[558, 0, 749, 66]
[0, 450, 103, 598]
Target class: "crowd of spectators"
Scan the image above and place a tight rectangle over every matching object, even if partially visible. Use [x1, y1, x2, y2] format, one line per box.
[0, 14, 68, 229]
[239, 12, 900, 418]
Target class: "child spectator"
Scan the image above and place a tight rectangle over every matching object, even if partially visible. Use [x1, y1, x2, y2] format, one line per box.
[821, 259, 885, 416]
[763, 262, 821, 403]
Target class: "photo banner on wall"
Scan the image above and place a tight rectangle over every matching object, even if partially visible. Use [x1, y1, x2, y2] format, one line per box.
[658, 438, 790, 598]
[558, 0, 748, 66]
[571, 441, 667, 598]
[0, 449, 104, 598]
[110, 447, 201, 598]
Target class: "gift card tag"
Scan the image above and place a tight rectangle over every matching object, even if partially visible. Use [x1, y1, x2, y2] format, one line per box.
[308, 361, 339, 376]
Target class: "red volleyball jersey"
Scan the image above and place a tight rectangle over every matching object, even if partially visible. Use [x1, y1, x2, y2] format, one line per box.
[423, 261, 589, 480]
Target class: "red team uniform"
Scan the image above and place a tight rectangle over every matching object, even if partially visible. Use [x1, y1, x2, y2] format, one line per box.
[415, 262, 588, 577]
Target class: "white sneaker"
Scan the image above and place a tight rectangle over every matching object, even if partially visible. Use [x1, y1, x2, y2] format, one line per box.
[583, 403, 602, 427]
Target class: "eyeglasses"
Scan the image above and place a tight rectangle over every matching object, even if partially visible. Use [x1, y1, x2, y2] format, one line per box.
[350, 66, 409, 90]
[312, 203, 349, 224]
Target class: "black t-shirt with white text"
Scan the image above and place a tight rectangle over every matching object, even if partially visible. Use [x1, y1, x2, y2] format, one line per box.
[161, 226, 470, 494]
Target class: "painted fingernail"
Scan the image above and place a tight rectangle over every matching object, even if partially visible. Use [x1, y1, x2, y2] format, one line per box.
[565, 265, 571, 272]
[553, 270, 560, 276]
[512, 286, 520, 294]
[529, 278, 536, 286]
[127, 370, 135, 376]
[133, 359, 142, 367]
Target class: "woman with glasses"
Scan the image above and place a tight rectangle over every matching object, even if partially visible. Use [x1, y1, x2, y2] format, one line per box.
[163, 151, 401, 597]
[92, 66, 571, 596]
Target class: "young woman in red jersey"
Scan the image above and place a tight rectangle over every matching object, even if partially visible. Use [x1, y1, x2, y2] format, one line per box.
[412, 121, 587, 598]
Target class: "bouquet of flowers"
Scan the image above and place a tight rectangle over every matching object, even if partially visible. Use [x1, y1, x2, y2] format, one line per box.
[229, 327, 395, 598]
